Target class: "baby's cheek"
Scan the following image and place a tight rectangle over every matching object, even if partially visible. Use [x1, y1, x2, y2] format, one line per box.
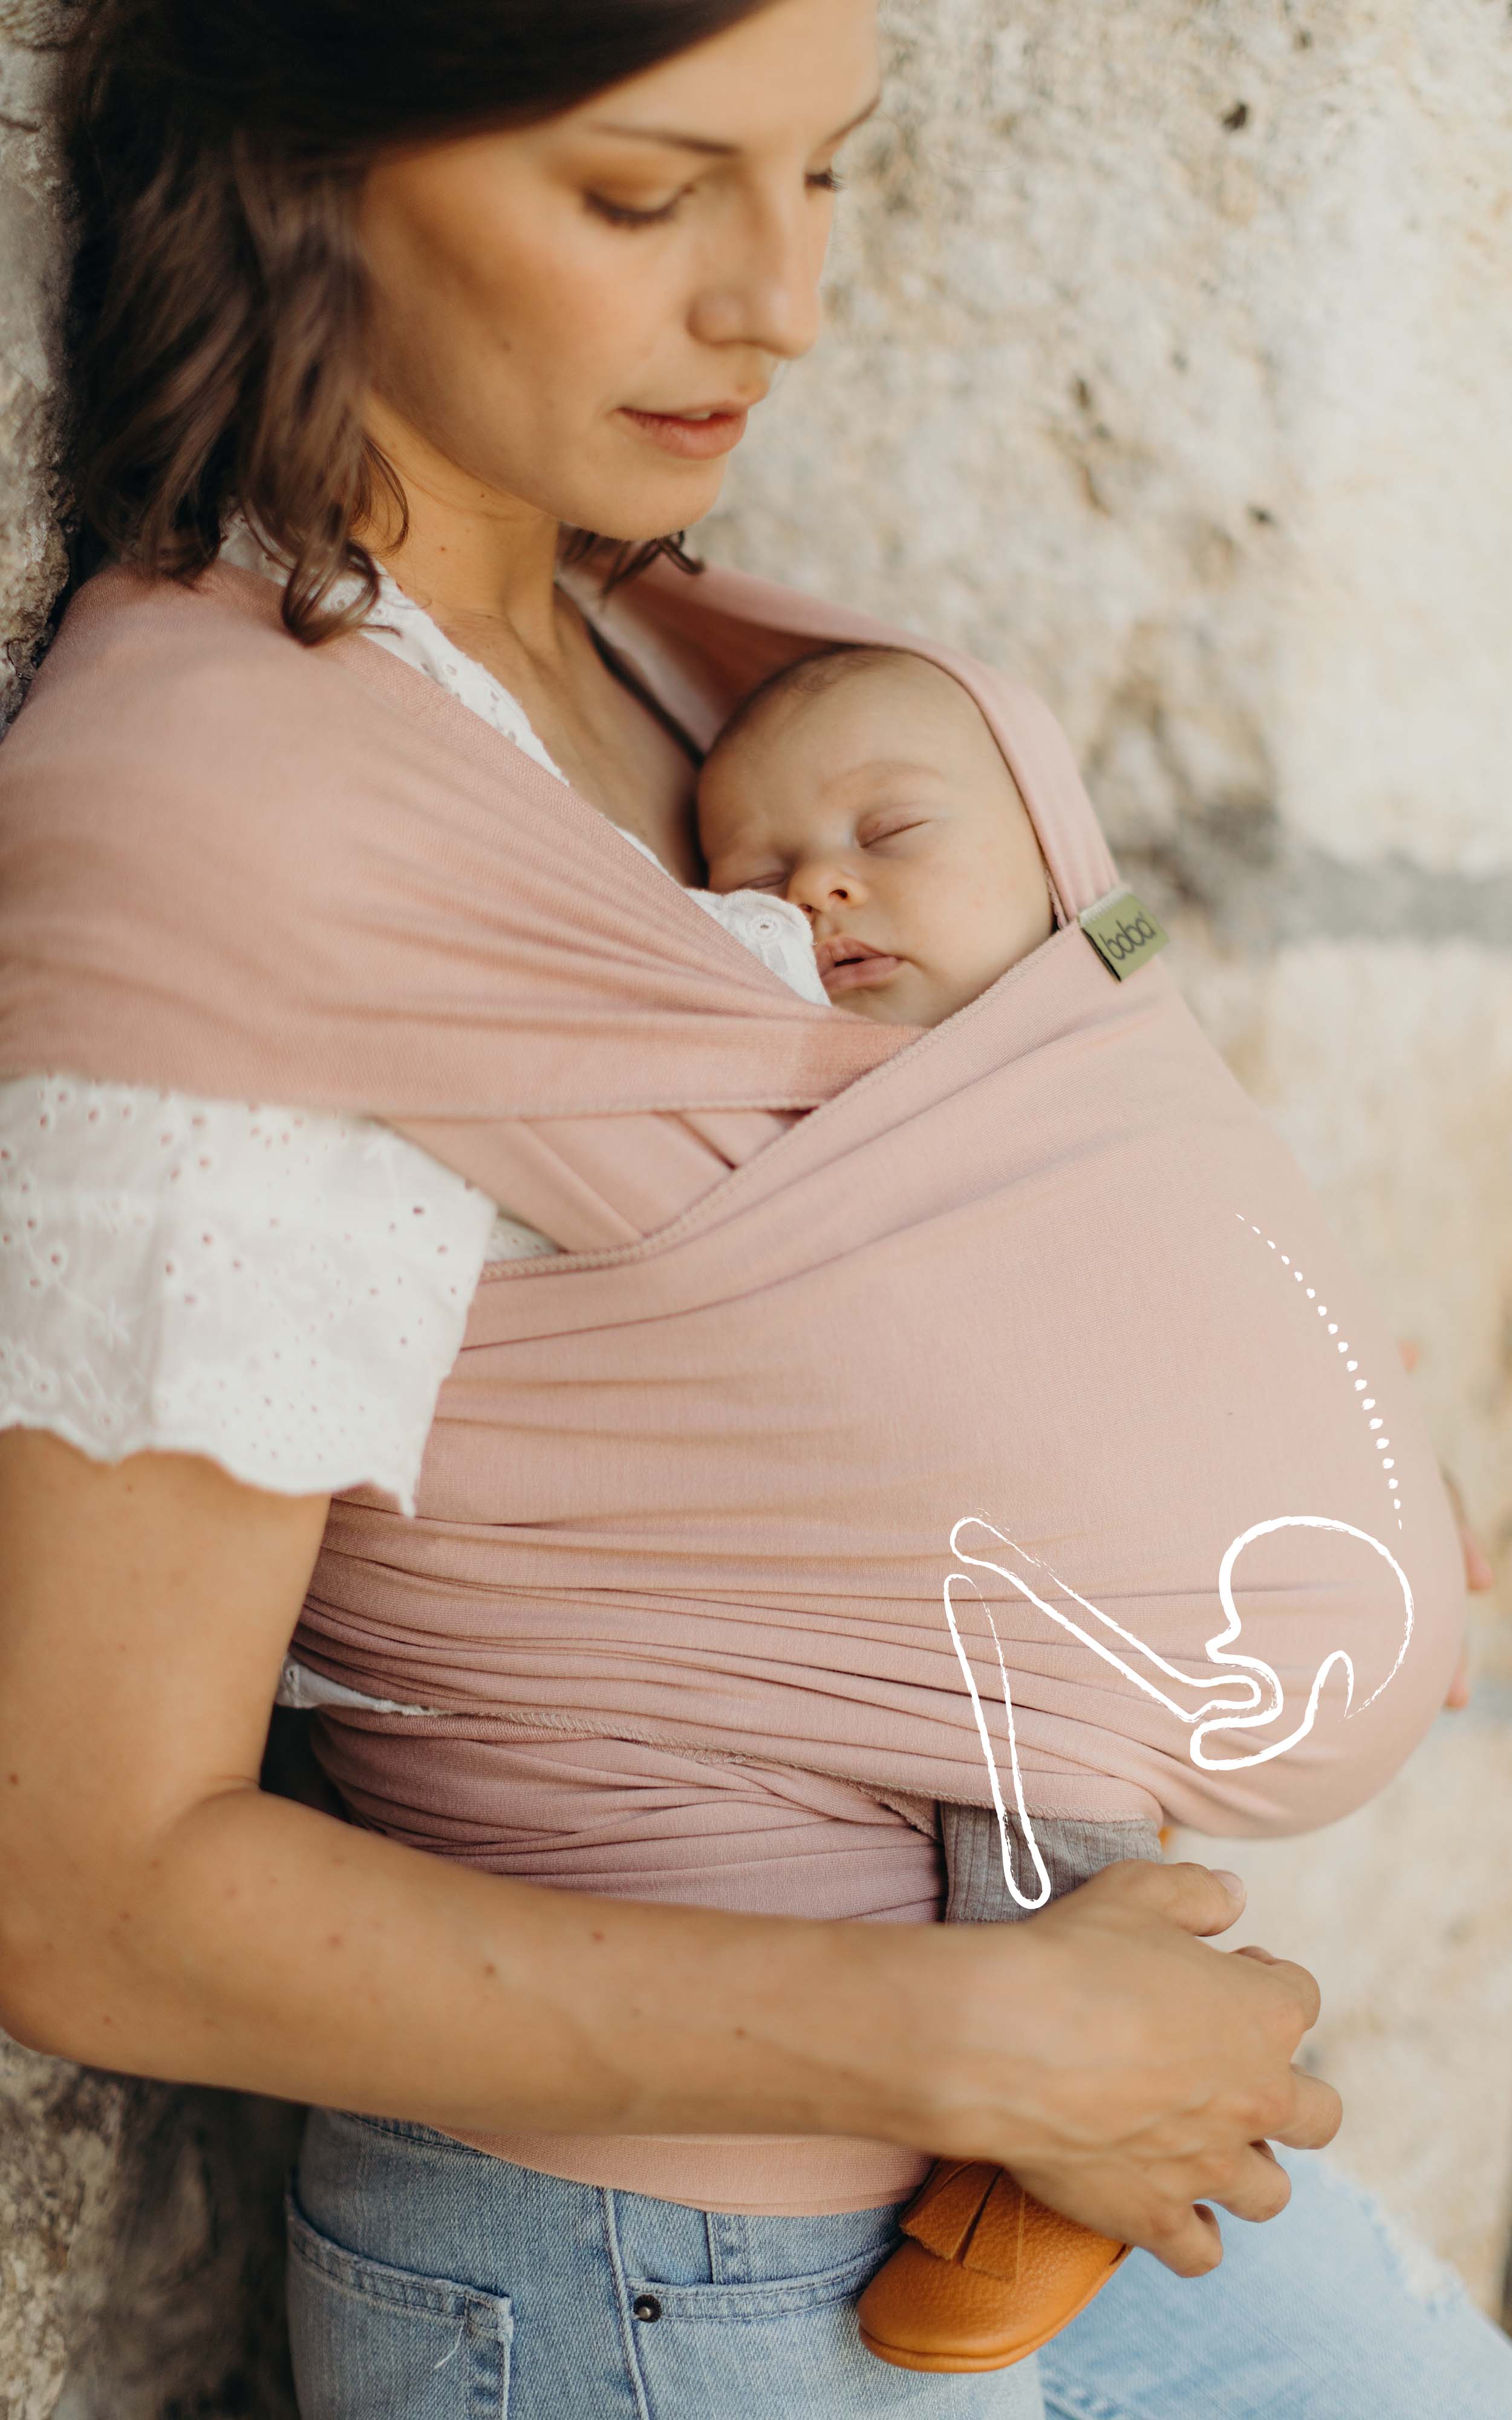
[948, 921, 1040, 1015]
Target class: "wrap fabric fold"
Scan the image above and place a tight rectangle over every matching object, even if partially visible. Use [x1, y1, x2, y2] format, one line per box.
[0, 553, 1464, 2211]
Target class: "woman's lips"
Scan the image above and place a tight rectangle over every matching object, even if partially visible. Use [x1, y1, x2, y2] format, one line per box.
[818, 937, 904, 993]
[617, 405, 750, 460]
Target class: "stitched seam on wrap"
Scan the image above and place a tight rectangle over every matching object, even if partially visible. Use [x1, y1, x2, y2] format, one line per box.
[310, 1701, 1152, 1820]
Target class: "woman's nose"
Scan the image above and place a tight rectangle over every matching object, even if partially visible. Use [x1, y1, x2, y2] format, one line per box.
[689, 195, 827, 361]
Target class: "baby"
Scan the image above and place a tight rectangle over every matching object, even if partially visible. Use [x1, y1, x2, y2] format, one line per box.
[696, 643, 1056, 1031]
[696, 643, 1163, 2373]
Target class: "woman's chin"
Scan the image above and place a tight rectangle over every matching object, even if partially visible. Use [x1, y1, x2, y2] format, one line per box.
[576, 454, 729, 544]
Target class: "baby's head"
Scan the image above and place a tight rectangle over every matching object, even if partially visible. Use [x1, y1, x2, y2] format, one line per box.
[696, 646, 1054, 1026]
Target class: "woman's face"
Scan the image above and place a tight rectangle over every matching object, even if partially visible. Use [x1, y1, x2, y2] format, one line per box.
[356, 0, 880, 543]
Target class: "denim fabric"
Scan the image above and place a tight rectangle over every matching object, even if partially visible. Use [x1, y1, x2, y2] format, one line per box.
[1041, 2142, 1512, 2420]
[286, 2107, 1046, 2419]
[287, 2109, 1512, 2419]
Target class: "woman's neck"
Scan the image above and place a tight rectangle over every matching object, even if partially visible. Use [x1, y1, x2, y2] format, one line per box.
[353, 397, 705, 881]
[355, 396, 566, 658]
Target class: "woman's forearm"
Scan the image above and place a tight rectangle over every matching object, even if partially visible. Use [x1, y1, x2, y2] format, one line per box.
[1, 1761, 1349, 2280]
[4, 1767, 1337, 2239]
[0, 1432, 910, 2144]
[3, 1772, 933, 2142]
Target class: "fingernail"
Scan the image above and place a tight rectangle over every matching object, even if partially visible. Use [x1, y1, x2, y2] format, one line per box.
[1213, 1869, 1246, 1903]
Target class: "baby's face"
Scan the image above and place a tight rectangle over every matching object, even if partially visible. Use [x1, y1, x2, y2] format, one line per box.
[697, 655, 1055, 1026]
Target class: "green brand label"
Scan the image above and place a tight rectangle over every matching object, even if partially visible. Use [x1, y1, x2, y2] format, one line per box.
[1078, 887, 1170, 980]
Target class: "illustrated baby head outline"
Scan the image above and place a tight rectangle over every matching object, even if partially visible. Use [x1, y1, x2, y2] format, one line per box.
[943, 1511, 1415, 1908]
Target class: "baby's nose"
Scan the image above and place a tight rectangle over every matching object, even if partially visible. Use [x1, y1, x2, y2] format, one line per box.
[790, 857, 866, 915]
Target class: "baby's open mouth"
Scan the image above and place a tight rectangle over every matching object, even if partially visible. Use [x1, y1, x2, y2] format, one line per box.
[816, 935, 904, 993]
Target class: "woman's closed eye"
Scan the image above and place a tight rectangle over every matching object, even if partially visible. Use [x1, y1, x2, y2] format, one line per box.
[585, 188, 693, 229]
[586, 167, 845, 231]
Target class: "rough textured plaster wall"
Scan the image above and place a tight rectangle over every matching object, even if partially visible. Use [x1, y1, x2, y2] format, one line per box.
[707, 0, 1512, 2315]
[1, 22, 305, 2419]
[2, 0, 1511, 2409]
[0, 2044, 302, 2419]
[0, 0, 71, 727]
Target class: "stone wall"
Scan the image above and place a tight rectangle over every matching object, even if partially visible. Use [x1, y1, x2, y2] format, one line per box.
[3, 0, 1511, 2408]
[0, 2048, 302, 2419]
[0, 0, 71, 727]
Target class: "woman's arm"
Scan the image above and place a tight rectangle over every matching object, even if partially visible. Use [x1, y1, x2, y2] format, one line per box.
[0, 1428, 1338, 2278]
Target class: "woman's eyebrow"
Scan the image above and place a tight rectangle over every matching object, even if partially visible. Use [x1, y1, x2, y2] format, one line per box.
[588, 93, 884, 161]
[587, 123, 738, 157]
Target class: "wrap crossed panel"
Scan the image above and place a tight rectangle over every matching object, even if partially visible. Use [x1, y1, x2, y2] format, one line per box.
[0, 548, 1462, 1833]
[0, 549, 1465, 2212]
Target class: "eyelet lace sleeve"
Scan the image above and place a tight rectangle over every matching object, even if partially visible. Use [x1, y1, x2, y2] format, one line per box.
[0, 1073, 520, 1516]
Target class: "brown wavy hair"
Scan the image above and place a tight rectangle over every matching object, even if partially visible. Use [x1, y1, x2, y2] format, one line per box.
[62, 0, 771, 642]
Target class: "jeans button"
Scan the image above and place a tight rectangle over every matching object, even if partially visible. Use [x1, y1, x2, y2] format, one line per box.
[632, 2294, 662, 2323]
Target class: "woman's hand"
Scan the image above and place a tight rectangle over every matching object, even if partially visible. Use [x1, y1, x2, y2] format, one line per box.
[1440, 1458, 1493, 1707]
[870, 1858, 1339, 2279]
[1399, 1338, 1496, 1710]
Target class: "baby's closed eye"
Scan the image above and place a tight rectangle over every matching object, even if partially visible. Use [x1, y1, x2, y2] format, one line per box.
[712, 816, 935, 895]
[859, 816, 931, 846]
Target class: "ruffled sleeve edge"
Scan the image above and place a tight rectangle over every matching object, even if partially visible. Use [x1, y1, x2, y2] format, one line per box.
[0, 1404, 417, 1519]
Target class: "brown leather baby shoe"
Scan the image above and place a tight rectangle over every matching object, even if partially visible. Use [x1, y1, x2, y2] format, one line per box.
[856, 2157, 1129, 2373]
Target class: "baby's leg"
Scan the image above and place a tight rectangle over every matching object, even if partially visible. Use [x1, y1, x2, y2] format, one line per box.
[856, 1806, 1162, 2376]
[938, 1804, 1162, 1923]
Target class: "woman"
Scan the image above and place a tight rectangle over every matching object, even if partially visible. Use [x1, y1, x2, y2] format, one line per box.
[0, 1, 1505, 2413]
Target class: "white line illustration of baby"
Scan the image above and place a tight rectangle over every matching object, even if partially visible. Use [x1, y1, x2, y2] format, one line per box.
[943, 1509, 1415, 1910]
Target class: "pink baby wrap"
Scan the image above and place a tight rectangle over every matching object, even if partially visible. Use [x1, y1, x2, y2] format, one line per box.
[0, 556, 1462, 2212]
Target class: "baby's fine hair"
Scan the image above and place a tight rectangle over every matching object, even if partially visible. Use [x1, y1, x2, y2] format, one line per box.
[704, 643, 912, 770]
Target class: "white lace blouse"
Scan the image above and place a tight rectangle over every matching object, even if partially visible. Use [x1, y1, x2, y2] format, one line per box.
[0, 534, 829, 1708]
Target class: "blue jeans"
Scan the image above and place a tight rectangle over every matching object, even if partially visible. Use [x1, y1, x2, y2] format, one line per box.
[286, 2110, 1512, 2418]
[286, 2108, 1044, 2417]
[1041, 2142, 1512, 2419]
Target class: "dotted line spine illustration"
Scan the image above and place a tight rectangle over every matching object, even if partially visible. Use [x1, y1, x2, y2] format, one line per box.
[1237, 1214, 1403, 1533]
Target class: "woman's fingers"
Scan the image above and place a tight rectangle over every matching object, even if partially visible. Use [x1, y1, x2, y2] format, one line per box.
[1399, 1340, 1496, 1598]
[1103, 1856, 1246, 1937]
[1440, 1464, 1496, 1593]
[1269, 2064, 1343, 2151]
[1237, 1944, 1323, 2034]
[1435, 1465, 1490, 1708]
[1204, 2138, 1293, 2224]
[1104, 1863, 1328, 2036]
[1139, 2201, 1225, 2280]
